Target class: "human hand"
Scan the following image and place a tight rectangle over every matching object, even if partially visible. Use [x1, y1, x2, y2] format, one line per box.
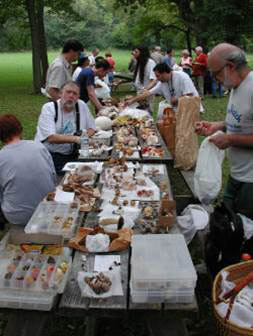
[209, 133, 230, 149]
[74, 136, 81, 145]
[124, 99, 133, 107]
[87, 128, 95, 137]
[195, 121, 216, 136]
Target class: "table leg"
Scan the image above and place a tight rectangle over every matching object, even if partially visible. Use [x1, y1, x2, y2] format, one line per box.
[84, 316, 97, 336]
[146, 314, 189, 336]
[4, 311, 48, 336]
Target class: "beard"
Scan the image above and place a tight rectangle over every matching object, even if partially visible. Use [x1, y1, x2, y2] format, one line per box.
[63, 100, 75, 110]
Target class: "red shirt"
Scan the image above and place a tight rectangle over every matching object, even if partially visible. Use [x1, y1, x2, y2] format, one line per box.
[106, 57, 115, 71]
[192, 53, 207, 76]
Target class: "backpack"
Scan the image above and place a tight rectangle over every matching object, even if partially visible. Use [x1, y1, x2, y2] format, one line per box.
[204, 202, 244, 278]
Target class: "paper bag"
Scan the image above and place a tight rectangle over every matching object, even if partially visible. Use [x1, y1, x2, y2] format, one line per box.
[175, 96, 200, 170]
[156, 107, 176, 157]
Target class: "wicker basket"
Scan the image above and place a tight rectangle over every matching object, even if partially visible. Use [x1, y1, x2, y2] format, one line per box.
[212, 261, 253, 336]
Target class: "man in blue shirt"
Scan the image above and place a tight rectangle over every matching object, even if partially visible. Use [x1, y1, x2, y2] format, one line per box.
[76, 59, 110, 112]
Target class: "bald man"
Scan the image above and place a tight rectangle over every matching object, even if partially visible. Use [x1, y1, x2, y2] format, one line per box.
[196, 43, 253, 219]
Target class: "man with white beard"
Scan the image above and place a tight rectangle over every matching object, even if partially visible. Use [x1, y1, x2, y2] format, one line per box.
[196, 43, 253, 219]
[35, 81, 95, 174]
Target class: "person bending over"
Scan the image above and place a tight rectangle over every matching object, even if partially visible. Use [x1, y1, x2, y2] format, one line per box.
[125, 62, 202, 118]
[76, 59, 110, 112]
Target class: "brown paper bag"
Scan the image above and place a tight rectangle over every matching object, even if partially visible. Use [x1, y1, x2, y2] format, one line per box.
[156, 107, 176, 157]
[68, 226, 132, 253]
[175, 96, 200, 170]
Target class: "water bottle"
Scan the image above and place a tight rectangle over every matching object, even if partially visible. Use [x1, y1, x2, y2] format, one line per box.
[80, 131, 89, 157]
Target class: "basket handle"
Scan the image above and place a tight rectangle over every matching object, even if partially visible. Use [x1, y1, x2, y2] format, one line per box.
[223, 271, 253, 300]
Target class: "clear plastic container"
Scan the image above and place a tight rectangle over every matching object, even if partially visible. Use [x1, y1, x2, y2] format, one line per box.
[130, 285, 195, 304]
[131, 234, 197, 291]
[25, 201, 80, 239]
[0, 252, 72, 293]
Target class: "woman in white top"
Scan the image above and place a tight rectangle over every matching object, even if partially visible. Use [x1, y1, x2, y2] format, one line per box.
[72, 54, 90, 81]
[179, 49, 192, 77]
[133, 46, 157, 92]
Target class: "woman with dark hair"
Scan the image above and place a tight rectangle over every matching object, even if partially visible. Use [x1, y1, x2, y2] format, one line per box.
[0, 115, 56, 228]
[133, 46, 157, 92]
[72, 54, 90, 81]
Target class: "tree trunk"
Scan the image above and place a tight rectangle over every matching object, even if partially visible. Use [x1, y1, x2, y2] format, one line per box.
[25, 0, 48, 93]
[37, 0, 48, 86]
[185, 28, 192, 56]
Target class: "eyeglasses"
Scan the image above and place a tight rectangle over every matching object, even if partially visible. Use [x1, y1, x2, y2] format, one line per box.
[211, 64, 227, 80]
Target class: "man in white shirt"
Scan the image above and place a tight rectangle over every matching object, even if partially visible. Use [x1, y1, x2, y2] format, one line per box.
[45, 40, 84, 101]
[126, 62, 202, 116]
[88, 48, 100, 66]
[35, 81, 96, 174]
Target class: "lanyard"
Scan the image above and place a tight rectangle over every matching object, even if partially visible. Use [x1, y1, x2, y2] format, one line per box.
[168, 73, 175, 97]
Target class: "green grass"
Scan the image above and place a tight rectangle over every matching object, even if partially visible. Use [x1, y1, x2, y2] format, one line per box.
[0, 49, 130, 140]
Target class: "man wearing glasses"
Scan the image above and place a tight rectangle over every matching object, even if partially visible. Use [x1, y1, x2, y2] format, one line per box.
[196, 43, 253, 219]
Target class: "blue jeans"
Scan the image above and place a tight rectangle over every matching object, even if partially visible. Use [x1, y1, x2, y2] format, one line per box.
[212, 79, 223, 97]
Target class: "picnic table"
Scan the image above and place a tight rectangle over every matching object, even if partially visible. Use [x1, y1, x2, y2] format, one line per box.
[0, 116, 198, 336]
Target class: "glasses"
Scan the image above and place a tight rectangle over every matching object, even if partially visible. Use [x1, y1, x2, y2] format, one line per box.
[211, 64, 227, 80]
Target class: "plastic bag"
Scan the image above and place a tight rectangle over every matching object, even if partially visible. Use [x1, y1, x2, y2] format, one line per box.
[157, 100, 172, 120]
[95, 79, 111, 99]
[86, 233, 110, 252]
[177, 204, 209, 244]
[194, 131, 225, 204]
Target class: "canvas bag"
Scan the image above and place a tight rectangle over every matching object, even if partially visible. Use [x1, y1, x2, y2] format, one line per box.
[174, 96, 200, 170]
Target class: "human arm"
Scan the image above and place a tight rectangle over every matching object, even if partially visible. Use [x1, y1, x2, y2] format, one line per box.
[87, 85, 103, 111]
[47, 134, 81, 145]
[195, 121, 226, 136]
[46, 64, 69, 101]
[171, 93, 193, 106]
[145, 79, 157, 90]
[124, 89, 152, 106]
[209, 133, 253, 150]
[79, 101, 96, 136]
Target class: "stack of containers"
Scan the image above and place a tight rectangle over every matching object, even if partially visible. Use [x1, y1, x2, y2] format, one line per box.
[130, 234, 197, 304]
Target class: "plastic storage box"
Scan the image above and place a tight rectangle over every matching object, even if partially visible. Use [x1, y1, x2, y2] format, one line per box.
[130, 234, 197, 303]
[25, 201, 80, 239]
[0, 251, 72, 310]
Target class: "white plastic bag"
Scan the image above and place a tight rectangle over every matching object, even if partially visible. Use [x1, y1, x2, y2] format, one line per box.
[157, 100, 172, 120]
[95, 79, 111, 99]
[177, 204, 209, 244]
[86, 233, 110, 252]
[194, 131, 225, 204]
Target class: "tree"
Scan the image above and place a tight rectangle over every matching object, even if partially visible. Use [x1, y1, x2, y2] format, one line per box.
[114, 0, 253, 50]
[0, 0, 76, 93]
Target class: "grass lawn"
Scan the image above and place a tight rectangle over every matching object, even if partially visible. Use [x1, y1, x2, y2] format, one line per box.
[0, 49, 252, 336]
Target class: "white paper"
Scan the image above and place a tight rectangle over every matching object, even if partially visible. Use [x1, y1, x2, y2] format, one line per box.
[62, 161, 103, 173]
[94, 255, 121, 272]
[142, 164, 164, 175]
[54, 189, 75, 203]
